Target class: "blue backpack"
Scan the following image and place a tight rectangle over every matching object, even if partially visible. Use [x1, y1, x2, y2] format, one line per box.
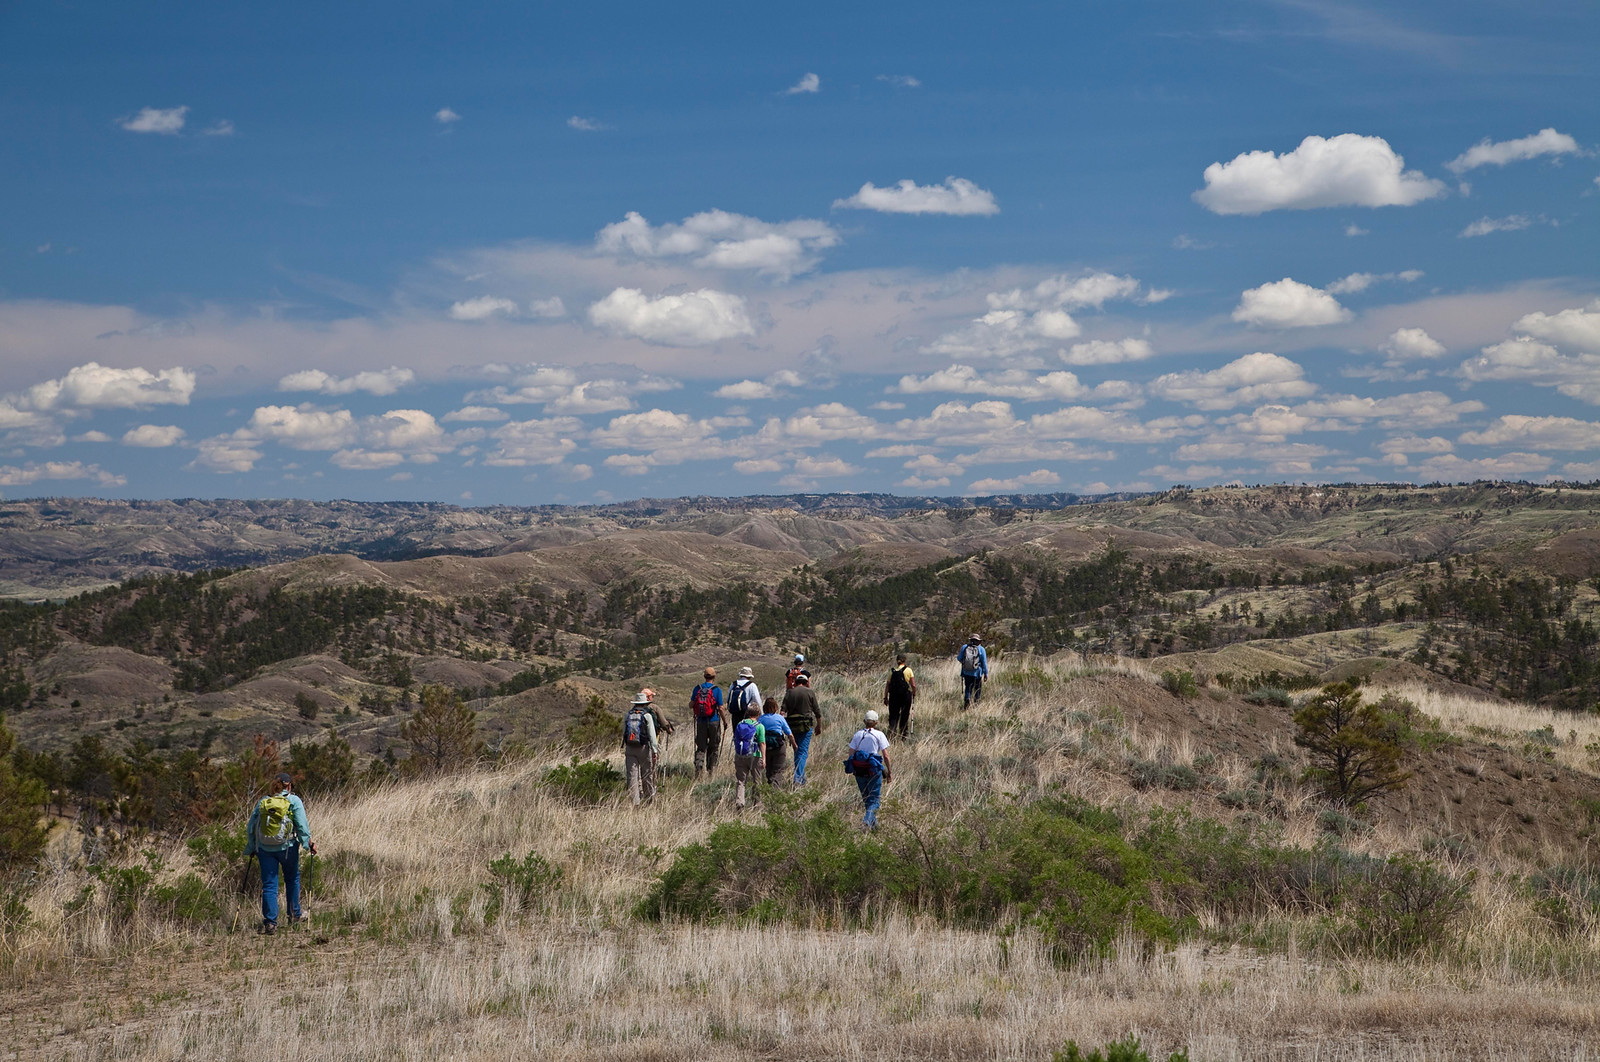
[733, 719, 761, 756]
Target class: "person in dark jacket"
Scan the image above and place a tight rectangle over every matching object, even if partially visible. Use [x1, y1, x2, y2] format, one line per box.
[781, 673, 825, 785]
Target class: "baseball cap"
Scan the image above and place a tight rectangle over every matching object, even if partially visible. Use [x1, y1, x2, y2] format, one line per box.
[793, 653, 805, 663]
[864, 710, 879, 723]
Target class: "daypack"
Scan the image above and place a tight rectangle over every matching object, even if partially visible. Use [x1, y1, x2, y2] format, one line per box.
[887, 665, 912, 699]
[733, 719, 762, 757]
[254, 794, 295, 849]
[727, 680, 755, 716]
[785, 666, 809, 690]
[690, 683, 720, 721]
[960, 645, 983, 671]
[843, 747, 883, 778]
[623, 708, 649, 746]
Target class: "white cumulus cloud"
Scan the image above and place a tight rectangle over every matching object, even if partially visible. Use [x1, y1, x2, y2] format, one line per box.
[1194, 134, 1446, 215]
[1446, 128, 1582, 174]
[1458, 415, 1600, 450]
[278, 367, 415, 396]
[23, 362, 196, 410]
[120, 106, 188, 135]
[1381, 327, 1446, 360]
[596, 209, 839, 278]
[967, 469, 1061, 494]
[0, 461, 125, 487]
[1149, 352, 1317, 410]
[1233, 278, 1352, 328]
[450, 296, 520, 321]
[1514, 301, 1600, 354]
[1061, 338, 1156, 366]
[834, 177, 999, 216]
[893, 364, 1135, 404]
[435, 107, 461, 125]
[785, 72, 820, 95]
[588, 287, 754, 346]
[121, 424, 185, 448]
[188, 434, 262, 474]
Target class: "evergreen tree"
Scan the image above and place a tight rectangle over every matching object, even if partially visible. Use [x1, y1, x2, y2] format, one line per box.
[401, 685, 480, 775]
[1293, 683, 1414, 807]
[0, 713, 48, 879]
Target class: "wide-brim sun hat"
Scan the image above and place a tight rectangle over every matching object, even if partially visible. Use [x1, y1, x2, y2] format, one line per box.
[969, 634, 982, 642]
[738, 667, 755, 678]
[631, 693, 651, 705]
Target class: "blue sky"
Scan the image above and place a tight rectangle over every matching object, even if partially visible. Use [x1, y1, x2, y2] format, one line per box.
[2, 0, 1598, 503]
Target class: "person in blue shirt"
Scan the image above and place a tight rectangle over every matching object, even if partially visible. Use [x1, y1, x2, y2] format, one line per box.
[245, 772, 316, 935]
[957, 634, 988, 709]
[689, 667, 728, 777]
[757, 696, 798, 785]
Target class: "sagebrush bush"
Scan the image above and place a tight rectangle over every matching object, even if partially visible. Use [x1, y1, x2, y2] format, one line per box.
[542, 757, 623, 804]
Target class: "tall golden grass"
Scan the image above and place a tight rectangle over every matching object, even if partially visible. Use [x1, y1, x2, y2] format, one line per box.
[5, 654, 1598, 1060]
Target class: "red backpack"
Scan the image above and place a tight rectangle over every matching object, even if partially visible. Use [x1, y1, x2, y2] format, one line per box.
[690, 682, 720, 721]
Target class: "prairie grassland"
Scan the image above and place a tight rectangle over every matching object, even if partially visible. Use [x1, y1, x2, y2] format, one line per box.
[1389, 681, 1600, 778]
[4, 656, 1599, 1060]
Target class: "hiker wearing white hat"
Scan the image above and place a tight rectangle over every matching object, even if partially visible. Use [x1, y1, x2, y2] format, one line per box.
[845, 710, 892, 830]
[727, 666, 762, 723]
[621, 691, 659, 805]
[785, 653, 811, 691]
[957, 633, 988, 709]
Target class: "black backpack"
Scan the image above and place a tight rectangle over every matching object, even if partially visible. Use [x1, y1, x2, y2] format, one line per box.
[887, 665, 912, 699]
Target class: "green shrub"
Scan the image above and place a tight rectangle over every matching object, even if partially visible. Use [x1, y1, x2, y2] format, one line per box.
[1341, 855, 1472, 956]
[1243, 687, 1291, 707]
[542, 756, 623, 804]
[487, 851, 563, 906]
[1055, 1035, 1188, 1062]
[1159, 670, 1199, 698]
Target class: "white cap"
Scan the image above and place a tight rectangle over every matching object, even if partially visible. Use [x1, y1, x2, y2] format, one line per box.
[793, 653, 805, 663]
[864, 709, 879, 723]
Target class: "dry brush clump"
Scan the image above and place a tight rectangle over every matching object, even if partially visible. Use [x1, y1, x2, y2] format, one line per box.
[3, 654, 1599, 1059]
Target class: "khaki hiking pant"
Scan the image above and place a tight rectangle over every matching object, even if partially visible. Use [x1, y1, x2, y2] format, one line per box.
[694, 720, 723, 775]
[625, 744, 656, 805]
[734, 752, 762, 807]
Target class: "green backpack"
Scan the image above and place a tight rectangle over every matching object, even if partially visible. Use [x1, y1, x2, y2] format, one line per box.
[254, 794, 295, 849]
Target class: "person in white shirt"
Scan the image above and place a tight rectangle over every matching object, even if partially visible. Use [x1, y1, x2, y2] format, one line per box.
[727, 666, 762, 720]
[846, 710, 893, 830]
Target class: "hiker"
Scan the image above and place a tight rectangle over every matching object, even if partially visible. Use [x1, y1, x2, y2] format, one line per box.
[757, 695, 797, 785]
[638, 687, 675, 738]
[785, 653, 810, 690]
[846, 710, 892, 830]
[689, 667, 727, 777]
[727, 666, 762, 720]
[782, 672, 824, 785]
[245, 772, 316, 935]
[882, 653, 917, 738]
[731, 703, 765, 808]
[957, 634, 988, 709]
[622, 692, 659, 805]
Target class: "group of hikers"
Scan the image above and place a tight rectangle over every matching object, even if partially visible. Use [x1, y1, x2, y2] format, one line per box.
[245, 636, 991, 934]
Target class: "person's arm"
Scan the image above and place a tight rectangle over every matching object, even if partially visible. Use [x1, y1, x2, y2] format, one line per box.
[881, 747, 892, 780]
[980, 647, 989, 677]
[882, 674, 891, 706]
[291, 795, 314, 852]
[787, 723, 798, 751]
[908, 669, 917, 699]
[646, 714, 658, 754]
[754, 722, 765, 761]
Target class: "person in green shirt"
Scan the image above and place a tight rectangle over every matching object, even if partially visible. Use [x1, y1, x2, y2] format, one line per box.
[731, 703, 766, 809]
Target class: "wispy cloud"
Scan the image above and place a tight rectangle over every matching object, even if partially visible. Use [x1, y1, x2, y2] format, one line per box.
[834, 176, 999, 216]
[876, 74, 920, 88]
[785, 72, 820, 95]
[567, 115, 605, 131]
[435, 107, 462, 125]
[1446, 128, 1581, 174]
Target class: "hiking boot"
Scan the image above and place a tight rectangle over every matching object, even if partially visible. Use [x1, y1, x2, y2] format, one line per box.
[290, 913, 309, 925]
[260, 921, 276, 935]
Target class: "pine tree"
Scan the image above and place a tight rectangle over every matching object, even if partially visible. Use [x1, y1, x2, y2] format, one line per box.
[401, 685, 480, 776]
[0, 713, 48, 879]
[1293, 683, 1414, 807]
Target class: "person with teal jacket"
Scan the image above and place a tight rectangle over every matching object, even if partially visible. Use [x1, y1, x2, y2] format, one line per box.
[245, 772, 316, 934]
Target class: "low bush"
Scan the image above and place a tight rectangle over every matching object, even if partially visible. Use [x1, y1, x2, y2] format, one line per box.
[542, 757, 624, 804]
[1243, 687, 1291, 707]
[486, 851, 563, 914]
[1055, 1035, 1188, 1062]
[1159, 670, 1199, 698]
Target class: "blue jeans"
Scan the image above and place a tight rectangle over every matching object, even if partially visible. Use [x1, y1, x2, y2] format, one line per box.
[793, 728, 814, 784]
[855, 771, 882, 829]
[257, 845, 301, 924]
[962, 674, 984, 706]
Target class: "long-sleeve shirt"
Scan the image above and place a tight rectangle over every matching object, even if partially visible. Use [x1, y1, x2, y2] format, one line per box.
[782, 686, 823, 733]
[623, 709, 659, 752]
[727, 679, 762, 717]
[246, 791, 312, 854]
[957, 644, 988, 678]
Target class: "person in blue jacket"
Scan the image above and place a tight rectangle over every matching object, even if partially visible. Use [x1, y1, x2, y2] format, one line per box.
[245, 772, 316, 935]
[956, 633, 988, 709]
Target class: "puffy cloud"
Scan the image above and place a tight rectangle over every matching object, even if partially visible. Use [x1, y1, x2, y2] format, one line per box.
[1149, 353, 1316, 410]
[435, 107, 461, 125]
[785, 73, 820, 95]
[1414, 452, 1551, 482]
[247, 406, 357, 450]
[1061, 338, 1155, 366]
[1459, 336, 1600, 404]
[733, 458, 784, 475]
[988, 272, 1147, 312]
[120, 106, 188, 135]
[237, 406, 462, 472]
[442, 406, 509, 422]
[121, 424, 185, 448]
[330, 449, 406, 470]
[834, 177, 999, 216]
[1459, 215, 1532, 238]
[1292, 391, 1484, 430]
[1233, 279, 1352, 329]
[925, 308, 1079, 361]
[714, 370, 803, 402]
[278, 367, 415, 396]
[901, 454, 965, 479]
[588, 287, 754, 346]
[483, 417, 583, 467]
[450, 296, 520, 321]
[1381, 327, 1446, 360]
[791, 454, 860, 478]
[74, 431, 112, 443]
[1194, 134, 1446, 215]
[1446, 128, 1581, 174]
[362, 409, 452, 457]
[892, 364, 1135, 403]
[764, 402, 880, 445]
[23, 362, 196, 410]
[1379, 435, 1454, 456]
[468, 365, 680, 411]
[0, 461, 125, 487]
[1513, 300, 1600, 354]
[1325, 269, 1423, 295]
[188, 434, 262, 474]
[596, 210, 839, 278]
[967, 469, 1061, 494]
[1458, 415, 1600, 450]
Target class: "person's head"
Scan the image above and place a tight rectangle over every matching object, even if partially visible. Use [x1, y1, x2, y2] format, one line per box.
[744, 703, 760, 720]
[632, 692, 651, 708]
[738, 666, 754, 680]
[896, 653, 907, 664]
[794, 673, 809, 687]
[639, 687, 656, 702]
[792, 653, 805, 665]
[275, 771, 292, 793]
[704, 667, 716, 681]
[763, 695, 779, 714]
[863, 710, 879, 729]
[968, 634, 982, 644]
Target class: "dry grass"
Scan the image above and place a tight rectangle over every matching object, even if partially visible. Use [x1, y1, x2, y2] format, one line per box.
[5, 655, 1599, 1060]
[1394, 682, 1600, 779]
